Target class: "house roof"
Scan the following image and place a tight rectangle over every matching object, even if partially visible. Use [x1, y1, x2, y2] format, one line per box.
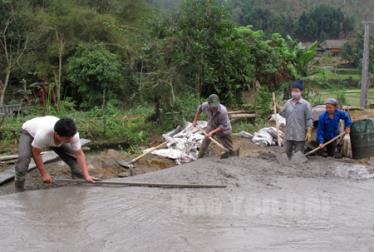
[319, 40, 347, 49]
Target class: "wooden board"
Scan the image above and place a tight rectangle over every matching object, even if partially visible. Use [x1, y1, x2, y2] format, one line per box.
[0, 152, 59, 185]
[55, 179, 227, 188]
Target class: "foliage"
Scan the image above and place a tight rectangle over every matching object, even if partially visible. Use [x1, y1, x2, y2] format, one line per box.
[230, 2, 297, 38]
[232, 118, 267, 134]
[229, 1, 355, 41]
[255, 86, 272, 117]
[0, 104, 159, 147]
[66, 43, 124, 109]
[341, 32, 374, 73]
[0, 0, 149, 106]
[145, 2, 318, 108]
[0, 0, 32, 105]
[296, 4, 353, 41]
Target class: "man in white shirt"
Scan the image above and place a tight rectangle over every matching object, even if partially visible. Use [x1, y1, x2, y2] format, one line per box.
[15, 116, 98, 191]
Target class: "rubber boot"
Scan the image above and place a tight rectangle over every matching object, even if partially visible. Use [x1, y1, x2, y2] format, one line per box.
[220, 149, 237, 159]
[220, 152, 230, 159]
[15, 180, 25, 192]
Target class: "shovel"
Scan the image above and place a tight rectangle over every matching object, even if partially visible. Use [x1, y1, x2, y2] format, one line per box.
[272, 92, 281, 146]
[195, 126, 229, 152]
[117, 141, 168, 172]
[304, 132, 346, 157]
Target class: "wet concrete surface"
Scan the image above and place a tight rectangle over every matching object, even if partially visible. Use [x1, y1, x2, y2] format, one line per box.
[0, 155, 373, 252]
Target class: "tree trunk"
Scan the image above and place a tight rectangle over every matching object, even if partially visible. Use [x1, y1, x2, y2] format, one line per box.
[55, 31, 64, 108]
[102, 88, 106, 109]
[138, 58, 144, 102]
[0, 69, 11, 106]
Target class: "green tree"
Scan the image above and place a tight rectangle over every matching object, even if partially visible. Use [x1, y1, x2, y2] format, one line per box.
[145, 0, 250, 106]
[0, 0, 30, 106]
[296, 4, 353, 41]
[341, 32, 374, 73]
[144, 0, 318, 107]
[66, 43, 124, 108]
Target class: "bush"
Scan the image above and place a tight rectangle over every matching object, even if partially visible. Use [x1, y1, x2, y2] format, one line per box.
[66, 43, 124, 109]
[255, 86, 272, 117]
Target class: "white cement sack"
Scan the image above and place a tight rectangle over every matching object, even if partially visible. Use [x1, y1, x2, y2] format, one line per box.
[270, 114, 286, 127]
[151, 149, 184, 160]
[234, 131, 253, 139]
[252, 128, 275, 146]
[147, 121, 208, 164]
[251, 127, 284, 146]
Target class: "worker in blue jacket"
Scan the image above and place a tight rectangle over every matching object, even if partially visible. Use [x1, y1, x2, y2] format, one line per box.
[317, 98, 352, 157]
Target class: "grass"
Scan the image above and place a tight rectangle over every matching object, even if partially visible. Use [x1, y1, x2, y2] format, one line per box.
[0, 104, 158, 151]
[319, 88, 374, 107]
[232, 118, 268, 134]
[309, 69, 361, 82]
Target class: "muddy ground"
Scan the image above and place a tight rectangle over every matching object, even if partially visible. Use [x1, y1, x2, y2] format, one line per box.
[0, 145, 373, 251]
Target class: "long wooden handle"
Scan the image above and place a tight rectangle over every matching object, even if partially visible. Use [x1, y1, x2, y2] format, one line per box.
[130, 141, 168, 163]
[305, 132, 346, 156]
[196, 127, 229, 152]
[272, 92, 281, 147]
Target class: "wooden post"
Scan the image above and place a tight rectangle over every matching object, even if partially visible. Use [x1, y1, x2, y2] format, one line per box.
[272, 92, 281, 146]
[360, 21, 373, 108]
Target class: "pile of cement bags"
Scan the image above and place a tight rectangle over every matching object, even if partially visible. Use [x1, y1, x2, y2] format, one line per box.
[145, 121, 207, 164]
[250, 113, 285, 146]
[252, 127, 285, 146]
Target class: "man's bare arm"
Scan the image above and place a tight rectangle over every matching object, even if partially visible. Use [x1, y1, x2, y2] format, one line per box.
[32, 147, 52, 183]
[192, 109, 202, 127]
[74, 149, 98, 183]
[207, 127, 223, 138]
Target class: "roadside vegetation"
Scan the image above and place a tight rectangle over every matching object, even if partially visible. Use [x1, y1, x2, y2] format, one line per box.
[0, 0, 373, 153]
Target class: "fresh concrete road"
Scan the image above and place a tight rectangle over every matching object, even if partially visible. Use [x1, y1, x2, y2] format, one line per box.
[0, 156, 373, 251]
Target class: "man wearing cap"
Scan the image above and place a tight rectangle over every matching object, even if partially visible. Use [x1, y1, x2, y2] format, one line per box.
[280, 80, 313, 159]
[317, 98, 352, 157]
[192, 94, 235, 158]
[14, 116, 99, 191]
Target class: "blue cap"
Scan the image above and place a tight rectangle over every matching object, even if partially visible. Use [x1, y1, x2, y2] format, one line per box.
[291, 80, 304, 91]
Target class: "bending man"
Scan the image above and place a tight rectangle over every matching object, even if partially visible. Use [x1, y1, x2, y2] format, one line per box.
[317, 98, 352, 158]
[15, 116, 98, 191]
[192, 94, 236, 158]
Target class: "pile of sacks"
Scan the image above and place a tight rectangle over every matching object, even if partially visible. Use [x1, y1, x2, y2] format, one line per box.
[144, 121, 208, 164]
[147, 114, 287, 163]
[250, 113, 286, 146]
[252, 127, 284, 146]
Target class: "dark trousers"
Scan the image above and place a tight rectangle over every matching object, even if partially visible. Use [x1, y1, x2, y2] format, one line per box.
[284, 140, 305, 159]
[321, 139, 341, 157]
[14, 130, 83, 185]
[198, 129, 234, 158]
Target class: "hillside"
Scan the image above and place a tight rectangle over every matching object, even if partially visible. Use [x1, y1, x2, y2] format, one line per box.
[150, 0, 374, 24]
[242, 0, 373, 22]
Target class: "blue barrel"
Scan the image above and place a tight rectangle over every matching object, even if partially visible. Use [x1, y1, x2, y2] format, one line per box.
[350, 119, 374, 159]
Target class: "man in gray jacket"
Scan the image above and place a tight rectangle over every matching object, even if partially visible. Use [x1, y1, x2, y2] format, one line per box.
[280, 81, 313, 159]
[192, 94, 235, 158]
